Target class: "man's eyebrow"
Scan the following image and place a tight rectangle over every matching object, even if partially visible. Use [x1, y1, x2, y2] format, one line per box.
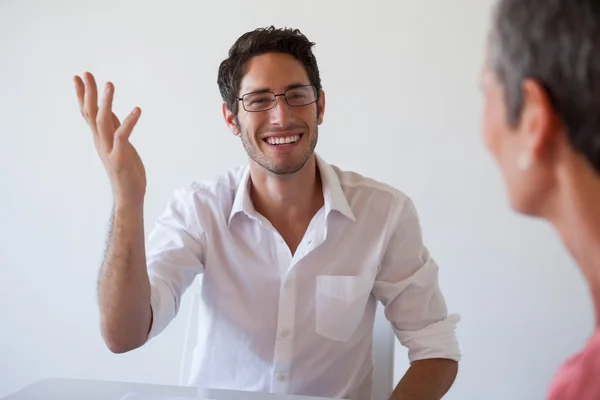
[242, 83, 311, 95]
[284, 83, 311, 90]
[243, 87, 271, 95]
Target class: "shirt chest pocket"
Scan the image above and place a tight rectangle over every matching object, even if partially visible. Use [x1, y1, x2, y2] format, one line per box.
[315, 275, 373, 342]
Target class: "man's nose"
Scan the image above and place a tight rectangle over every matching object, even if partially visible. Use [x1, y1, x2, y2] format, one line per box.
[268, 95, 292, 125]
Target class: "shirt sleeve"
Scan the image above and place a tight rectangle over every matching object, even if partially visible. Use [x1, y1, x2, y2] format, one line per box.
[145, 185, 206, 341]
[372, 196, 461, 363]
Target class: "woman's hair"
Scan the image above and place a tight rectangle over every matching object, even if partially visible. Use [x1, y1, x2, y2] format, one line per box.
[488, 0, 600, 173]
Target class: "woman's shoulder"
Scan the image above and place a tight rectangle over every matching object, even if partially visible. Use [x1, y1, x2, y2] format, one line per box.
[547, 329, 600, 400]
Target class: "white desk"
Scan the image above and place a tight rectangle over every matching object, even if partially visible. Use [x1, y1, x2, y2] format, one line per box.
[2, 378, 334, 400]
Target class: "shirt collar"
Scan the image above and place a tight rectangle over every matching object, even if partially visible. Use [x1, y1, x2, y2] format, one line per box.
[316, 154, 356, 222]
[228, 153, 356, 225]
[228, 166, 255, 225]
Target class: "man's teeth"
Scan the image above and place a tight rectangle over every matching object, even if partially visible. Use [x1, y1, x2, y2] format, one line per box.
[266, 134, 301, 145]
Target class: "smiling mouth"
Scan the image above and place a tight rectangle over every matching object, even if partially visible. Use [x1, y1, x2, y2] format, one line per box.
[263, 134, 303, 146]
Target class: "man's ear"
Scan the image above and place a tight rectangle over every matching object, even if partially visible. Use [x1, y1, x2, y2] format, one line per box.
[317, 90, 325, 125]
[222, 102, 241, 136]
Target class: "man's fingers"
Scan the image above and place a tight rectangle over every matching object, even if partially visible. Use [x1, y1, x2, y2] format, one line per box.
[73, 75, 85, 117]
[99, 82, 114, 115]
[113, 107, 142, 152]
[97, 82, 115, 151]
[111, 113, 121, 129]
[83, 72, 98, 124]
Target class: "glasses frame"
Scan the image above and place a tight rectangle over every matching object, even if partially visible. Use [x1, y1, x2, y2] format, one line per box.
[237, 84, 318, 112]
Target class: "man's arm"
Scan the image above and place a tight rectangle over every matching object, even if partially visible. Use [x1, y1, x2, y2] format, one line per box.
[372, 196, 461, 399]
[99, 185, 208, 351]
[75, 72, 204, 353]
[98, 203, 153, 354]
[74, 72, 152, 354]
[391, 358, 458, 400]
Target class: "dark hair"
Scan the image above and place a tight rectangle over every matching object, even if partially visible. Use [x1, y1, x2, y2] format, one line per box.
[488, 0, 600, 173]
[217, 26, 322, 116]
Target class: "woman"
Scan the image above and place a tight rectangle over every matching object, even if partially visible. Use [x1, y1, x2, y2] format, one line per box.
[481, 0, 600, 398]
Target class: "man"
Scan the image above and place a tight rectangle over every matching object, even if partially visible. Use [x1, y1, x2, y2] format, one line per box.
[74, 26, 460, 399]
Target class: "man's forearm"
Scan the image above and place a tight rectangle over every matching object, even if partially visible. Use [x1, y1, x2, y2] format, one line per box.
[98, 202, 152, 353]
[391, 358, 458, 400]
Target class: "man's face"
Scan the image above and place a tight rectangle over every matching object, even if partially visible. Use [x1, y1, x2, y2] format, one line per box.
[223, 52, 325, 175]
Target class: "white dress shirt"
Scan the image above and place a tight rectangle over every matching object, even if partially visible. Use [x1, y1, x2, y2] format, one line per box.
[145, 154, 461, 399]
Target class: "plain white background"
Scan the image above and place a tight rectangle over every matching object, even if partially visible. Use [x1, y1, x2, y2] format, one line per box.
[0, 0, 595, 399]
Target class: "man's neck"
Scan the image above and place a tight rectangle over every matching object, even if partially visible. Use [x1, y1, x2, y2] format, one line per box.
[249, 155, 324, 231]
[546, 160, 600, 328]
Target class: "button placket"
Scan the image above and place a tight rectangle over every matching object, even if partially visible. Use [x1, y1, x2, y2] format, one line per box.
[271, 274, 296, 393]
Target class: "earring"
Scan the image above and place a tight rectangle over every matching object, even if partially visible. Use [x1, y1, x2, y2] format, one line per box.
[517, 152, 532, 171]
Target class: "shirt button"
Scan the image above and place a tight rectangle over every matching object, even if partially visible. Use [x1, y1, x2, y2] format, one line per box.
[280, 330, 289, 338]
[277, 374, 286, 381]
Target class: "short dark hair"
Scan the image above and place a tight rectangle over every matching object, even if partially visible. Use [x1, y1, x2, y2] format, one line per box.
[488, 0, 600, 173]
[217, 26, 322, 116]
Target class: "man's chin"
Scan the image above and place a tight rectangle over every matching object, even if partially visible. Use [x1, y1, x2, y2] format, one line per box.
[266, 162, 306, 176]
[258, 155, 312, 176]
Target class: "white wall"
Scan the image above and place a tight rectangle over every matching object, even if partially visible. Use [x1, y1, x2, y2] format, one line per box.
[0, 0, 594, 399]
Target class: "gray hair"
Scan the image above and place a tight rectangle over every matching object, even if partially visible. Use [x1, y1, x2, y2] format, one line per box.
[488, 0, 600, 173]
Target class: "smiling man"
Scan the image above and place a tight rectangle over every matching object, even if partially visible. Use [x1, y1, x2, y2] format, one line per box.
[75, 26, 460, 400]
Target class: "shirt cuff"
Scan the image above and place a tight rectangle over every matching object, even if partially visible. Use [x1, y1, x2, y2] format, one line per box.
[394, 313, 462, 363]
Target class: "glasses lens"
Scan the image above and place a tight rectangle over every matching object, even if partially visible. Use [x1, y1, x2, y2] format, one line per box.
[243, 92, 275, 112]
[285, 86, 316, 106]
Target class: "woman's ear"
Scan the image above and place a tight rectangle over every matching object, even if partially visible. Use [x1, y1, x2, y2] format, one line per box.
[518, 78, 561, 161]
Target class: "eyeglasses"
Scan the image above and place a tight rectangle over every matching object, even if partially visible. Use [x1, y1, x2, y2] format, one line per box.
[237, 85, 318, 112]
